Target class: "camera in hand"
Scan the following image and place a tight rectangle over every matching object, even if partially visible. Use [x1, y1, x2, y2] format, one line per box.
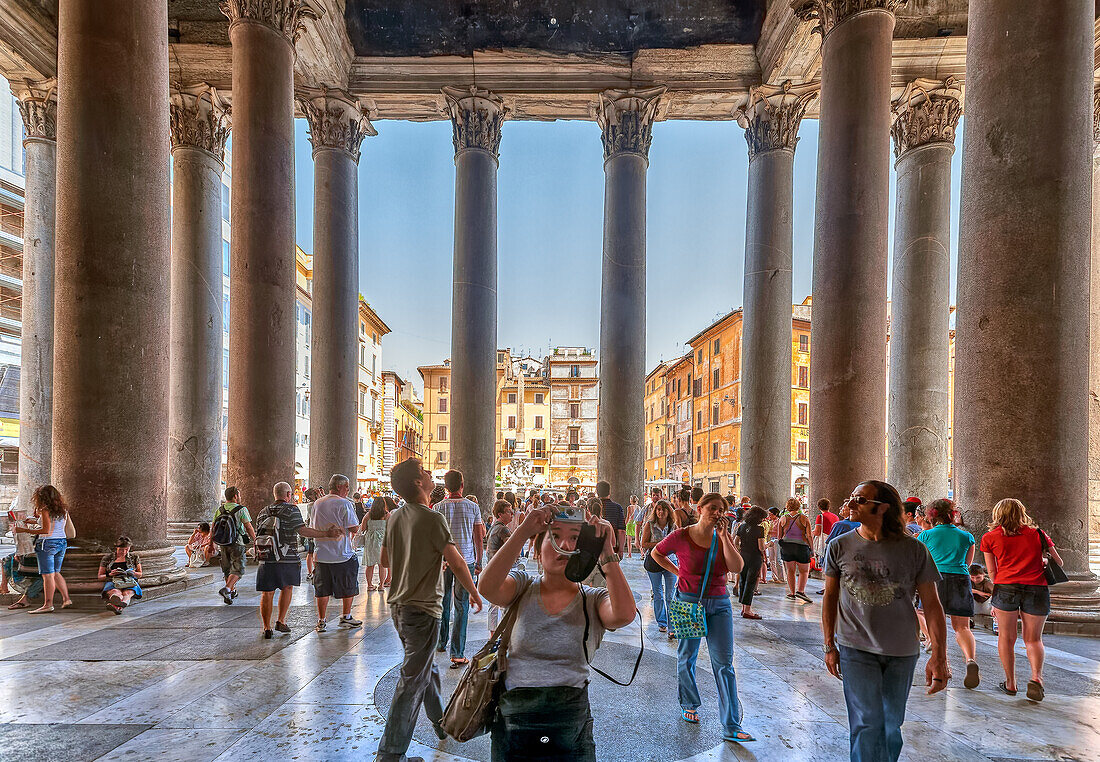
[565, 523, 604, 583]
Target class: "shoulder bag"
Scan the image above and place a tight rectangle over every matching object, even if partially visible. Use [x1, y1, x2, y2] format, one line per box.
[441, 578, 533, 742]
[1038, 529, 1069, 585]
[666, 531, 717, 639]
[64, 513, 76, 539]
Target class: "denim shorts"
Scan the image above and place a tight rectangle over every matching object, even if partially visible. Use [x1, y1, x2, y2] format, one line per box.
[936, 573, 975, 617]
[34, 538, 67, 574]
[992, 583, 1050, 617]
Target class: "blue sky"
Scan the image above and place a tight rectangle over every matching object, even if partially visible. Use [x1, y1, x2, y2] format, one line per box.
[292, 117, 963, 392]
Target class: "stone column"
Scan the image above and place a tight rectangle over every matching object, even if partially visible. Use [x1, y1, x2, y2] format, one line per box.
[736, 83, 815, 511]
[956, 0, 1099, 619]
[596, 87, 663, 508]
[11, 80, 56, 514]
[886, 79, 961, 502]
[444, 86, 504, 510]
[300, 87, 375, 484]
[1089, 87, 1100, 545]
[168, 84, 230, 529]
[221, 0, 316, 512]
[793, 0, 899, 507]
[53, 2, 185, 592]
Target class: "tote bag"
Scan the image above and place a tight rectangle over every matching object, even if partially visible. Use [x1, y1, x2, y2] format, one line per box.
[666, 532, 717, 639]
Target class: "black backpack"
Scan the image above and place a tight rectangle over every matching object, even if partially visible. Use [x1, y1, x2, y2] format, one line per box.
[254, 505, 292, 563]
[211, 504, 243, 547]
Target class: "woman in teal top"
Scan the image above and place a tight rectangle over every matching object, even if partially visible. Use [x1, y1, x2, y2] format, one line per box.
[917, 498, 979, 689]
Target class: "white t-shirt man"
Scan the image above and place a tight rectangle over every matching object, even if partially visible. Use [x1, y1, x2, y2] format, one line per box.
[310, 494, 358, 564]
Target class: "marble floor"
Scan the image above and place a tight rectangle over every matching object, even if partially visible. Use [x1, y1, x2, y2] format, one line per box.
[1, 547, 1099, 762]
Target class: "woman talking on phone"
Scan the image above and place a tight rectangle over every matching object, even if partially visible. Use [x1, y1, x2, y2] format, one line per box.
[478, 503, 636, 761]
[650, 493, 754, 744]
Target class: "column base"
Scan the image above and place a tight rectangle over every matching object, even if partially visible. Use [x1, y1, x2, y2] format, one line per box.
[57, 543, 189, 597]
[1048, 571, 1100, 626]
[167, 521, 201, 546]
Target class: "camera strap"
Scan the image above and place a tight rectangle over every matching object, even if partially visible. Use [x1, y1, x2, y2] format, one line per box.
[579, 586, 643, 686]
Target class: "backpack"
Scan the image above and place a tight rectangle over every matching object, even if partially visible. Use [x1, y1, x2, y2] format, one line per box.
[211, 504, 244, 547]
[253, 505, 292, 563]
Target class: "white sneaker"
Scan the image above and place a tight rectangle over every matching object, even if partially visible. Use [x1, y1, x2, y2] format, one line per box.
[338, 615, 362, 629]
[315, 619, 327, 633]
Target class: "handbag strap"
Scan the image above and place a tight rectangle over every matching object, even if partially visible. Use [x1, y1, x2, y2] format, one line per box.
[493, 578, 533, 656]
[580, 586, 643, 686]
[695, 531, 718, 599]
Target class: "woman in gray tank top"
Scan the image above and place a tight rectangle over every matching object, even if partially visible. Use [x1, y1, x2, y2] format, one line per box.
[641, 500, 677, 638]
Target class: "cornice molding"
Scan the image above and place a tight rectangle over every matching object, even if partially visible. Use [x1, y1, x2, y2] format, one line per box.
[596, 86, 665, 161]
[791, 0, 905, 40]
[11, 78, 56, 143]
[219, 0, 321, 45]
[735, 81, 817, 161]
[298, 86, 376, 161]
[890, 77, 962, 157]
[442, 86, 506, 158]
[169, 83, 231, 159]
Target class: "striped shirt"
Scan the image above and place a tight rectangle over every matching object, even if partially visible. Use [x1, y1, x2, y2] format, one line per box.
[435, 497, 483, 564]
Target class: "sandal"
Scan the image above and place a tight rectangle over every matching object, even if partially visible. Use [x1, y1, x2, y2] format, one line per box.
[741, 612, 763, 620]
[450, 657, 469, 669]
[997, 681, 1017, 696]
[964, 660, 980, 690]
[61, 600, 74, 609]
[7, 601, 28, 610]
[681, 708, 699, 724]
[724, 731, 756, 743]
[1026, 679, 1044, 702]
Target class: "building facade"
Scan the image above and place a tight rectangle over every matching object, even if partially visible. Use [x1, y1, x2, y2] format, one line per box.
[791, 300, 812, 496]
[498, 353, 552, 487]
[396, 388, 424, 465]
[546, 347, 598, 487]
[644, 362, 668, 483]
[687, 309, 744, 495]
[356, 298, 390, 491]
[665, 354, 694, 485]
[293, 247, 312, 488]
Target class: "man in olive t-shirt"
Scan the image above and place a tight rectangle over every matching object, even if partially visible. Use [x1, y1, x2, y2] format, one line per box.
[377, 458, 482, 762]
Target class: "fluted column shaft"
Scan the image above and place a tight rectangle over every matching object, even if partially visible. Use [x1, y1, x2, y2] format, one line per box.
[956, 0, 1096, 612]
[794, 0, 898, 507]
[12, 81, 56, 512]
[302, 88, 373, 484]
[53, 1, 184, 590]
[446, 87, 503, 510]
[737, 85, 813, 511]
[886, 81, 960, 501]
[596, 88, 662, 508]
[222, 1, 313, 511]
[1090, 90, 1100, 542]
[168, 85, 230, 524]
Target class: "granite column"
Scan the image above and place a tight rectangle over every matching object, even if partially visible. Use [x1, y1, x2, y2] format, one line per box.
[956, 0, 1099, 619]
[596, 88, 663, 508]
[793, 0, 899, 506]
[886, 79, 961, 502]
[1089, 87, 1100, 542]
[11, 81, 56, 513]
[53, 1, 185, 591]
[301, 88, 374, 485]
[168, 85, 230, 528]
[221, 0, 315, 511]
[444, 86, 504, 511]
[736, 84, 814, 511]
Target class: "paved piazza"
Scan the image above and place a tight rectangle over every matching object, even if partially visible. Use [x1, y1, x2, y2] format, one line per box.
[0, 547, 1098, 762]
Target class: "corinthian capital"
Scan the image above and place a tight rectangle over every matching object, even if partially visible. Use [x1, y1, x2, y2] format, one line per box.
[596, 87, 665, 161]
[890, 78, 963, 157]
[442, 86, 506, 158]
[11, 79, 57, 143]
[735, 82, 818, 161]
[170, 84, 232, 159]
[219, 0, 321, 44]
[298, 87, 376, 162]
[792, 0, 905, 39]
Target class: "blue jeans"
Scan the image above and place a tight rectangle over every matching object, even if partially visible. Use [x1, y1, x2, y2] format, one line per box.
[675, 592, 745, 737]
[439, 562, 476, 658]
[647, 569, 675, 628]
[838, 646, 919, 762]
[34, 538, 67, 574]
[377, 604, 444, 761]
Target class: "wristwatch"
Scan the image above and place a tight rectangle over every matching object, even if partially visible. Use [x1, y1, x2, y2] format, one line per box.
[599, 551, 621, 566]
[822, 643, 838, 655]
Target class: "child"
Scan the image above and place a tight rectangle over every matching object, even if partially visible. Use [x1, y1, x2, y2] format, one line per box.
[185, 522, 215, 568]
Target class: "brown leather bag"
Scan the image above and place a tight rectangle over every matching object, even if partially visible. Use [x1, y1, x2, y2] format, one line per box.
[441, 579, 532, 742]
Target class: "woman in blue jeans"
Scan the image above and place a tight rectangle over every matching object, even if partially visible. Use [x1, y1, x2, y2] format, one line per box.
[14, 485, 73, 613]
[640, 500, 676, 636]
[651, 493, 754, 744]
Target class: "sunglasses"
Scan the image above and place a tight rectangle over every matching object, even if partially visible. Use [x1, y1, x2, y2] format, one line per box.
[848, 495, 888, 506]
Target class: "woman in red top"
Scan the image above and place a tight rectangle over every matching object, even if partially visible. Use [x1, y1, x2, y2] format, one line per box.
[980, 498, 1063, 702]
[652, 493, 753, 744]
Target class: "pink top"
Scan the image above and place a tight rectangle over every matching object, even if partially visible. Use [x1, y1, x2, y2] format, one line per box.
[655, 527, 729, 598]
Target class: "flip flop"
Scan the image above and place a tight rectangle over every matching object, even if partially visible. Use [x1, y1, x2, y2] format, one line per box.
[681, 708, 699, 723]
[1026, 680, 1044, 702]
[6, 601, 28, 610]
[724, 731, 756, 743]
[450, 658, 469, 669]
[964, 660, 980, 689]
[997, 681, 1017, 696]
[61, 600, 74, 609]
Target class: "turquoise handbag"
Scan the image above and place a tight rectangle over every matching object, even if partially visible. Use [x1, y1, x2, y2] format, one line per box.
[667, 532, 717, 639]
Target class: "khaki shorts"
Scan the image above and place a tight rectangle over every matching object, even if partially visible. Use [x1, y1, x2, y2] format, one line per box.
[219, 545, 245, 579]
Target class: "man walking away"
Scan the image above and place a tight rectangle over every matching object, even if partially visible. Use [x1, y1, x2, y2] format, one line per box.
[377, 458, 482, 762]
[596, 480, 627, 555]
[310, 474, 362, 632]
[212, 486, 256, 605]
[434, 469, 484, 668]
[255, 482, 340, 638]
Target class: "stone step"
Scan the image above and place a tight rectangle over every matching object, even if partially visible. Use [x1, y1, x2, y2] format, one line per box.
[0, 569, 215, 610]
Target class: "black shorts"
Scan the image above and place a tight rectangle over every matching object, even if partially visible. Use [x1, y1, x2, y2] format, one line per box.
[256, 561, 301, 592]
[992, 583, 1050, 617]
[314, 557, 360, 599]
[779, 540, 812, 565]
[936, 573, 974, 617]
